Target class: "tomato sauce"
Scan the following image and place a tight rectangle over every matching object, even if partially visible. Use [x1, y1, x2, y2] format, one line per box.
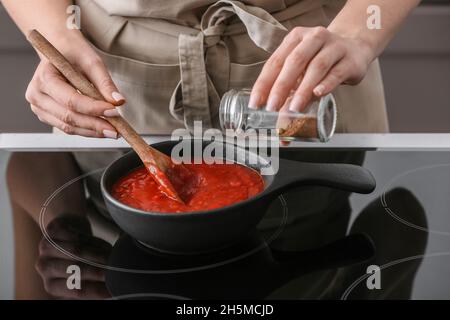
[112, 163, 265, 213]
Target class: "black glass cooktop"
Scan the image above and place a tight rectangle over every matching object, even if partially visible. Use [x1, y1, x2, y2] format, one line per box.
[5, 150, 450, 300]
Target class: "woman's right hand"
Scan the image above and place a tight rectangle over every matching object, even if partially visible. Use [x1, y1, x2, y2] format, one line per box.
[25, 35, 125, 139]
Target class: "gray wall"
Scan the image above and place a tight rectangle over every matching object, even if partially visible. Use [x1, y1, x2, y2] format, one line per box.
[380, 5, 450, 132]
[0, 5, 47, 133]
[0, 152, 13, 299]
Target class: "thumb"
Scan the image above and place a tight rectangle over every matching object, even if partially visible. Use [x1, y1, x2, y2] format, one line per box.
[83, 58, 126, 106]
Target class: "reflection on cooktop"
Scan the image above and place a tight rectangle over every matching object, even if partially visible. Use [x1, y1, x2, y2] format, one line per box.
[102, 187, 427, 300]
[106, 233, 374, 300]
[6, 150, 450, 299]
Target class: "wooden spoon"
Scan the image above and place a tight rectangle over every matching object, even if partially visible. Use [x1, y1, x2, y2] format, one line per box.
[27, 30, 185, 203]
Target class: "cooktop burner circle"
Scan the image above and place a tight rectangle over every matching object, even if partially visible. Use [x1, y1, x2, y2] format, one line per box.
[382, 163, 450, 236]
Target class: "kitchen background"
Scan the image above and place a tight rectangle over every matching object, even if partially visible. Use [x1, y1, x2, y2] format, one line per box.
[0, 1, 449, 299]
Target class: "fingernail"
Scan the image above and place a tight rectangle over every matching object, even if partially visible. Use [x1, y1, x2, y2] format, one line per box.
[289, 96, 303, 112]
[314, 84, 325, 96]
[248, 94, 260, 109]
[112, 92, 125, 103]
[266, 95, 281, 112]
[103, 108, 120, 117]
[103, 130, 118, 139]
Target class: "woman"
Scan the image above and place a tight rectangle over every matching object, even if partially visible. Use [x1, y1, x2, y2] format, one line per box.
[4, 0, 420, 299]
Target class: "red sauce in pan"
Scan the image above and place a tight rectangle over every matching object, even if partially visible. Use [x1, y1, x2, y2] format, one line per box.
[111, 163, 265, 213]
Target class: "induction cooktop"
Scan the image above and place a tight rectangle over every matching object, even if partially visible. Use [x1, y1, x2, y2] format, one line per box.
[15, 149, 449, 300]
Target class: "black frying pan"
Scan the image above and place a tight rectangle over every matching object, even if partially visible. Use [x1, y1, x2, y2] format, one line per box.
[101, 140, 376, 254]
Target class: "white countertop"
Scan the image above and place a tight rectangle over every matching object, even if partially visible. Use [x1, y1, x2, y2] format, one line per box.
[1, 133, 450, 151]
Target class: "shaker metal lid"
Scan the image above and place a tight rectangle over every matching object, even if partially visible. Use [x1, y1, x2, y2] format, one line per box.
[317, 93, 337, 143]
[219, 89, 245, 132]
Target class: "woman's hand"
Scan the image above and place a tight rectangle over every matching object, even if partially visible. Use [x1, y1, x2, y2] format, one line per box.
[25, 34, 125, 138]
[250, 26, 374, 112]
[36, 216, 111, 299]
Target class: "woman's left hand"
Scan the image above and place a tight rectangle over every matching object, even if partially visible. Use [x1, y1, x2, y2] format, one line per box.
[250, 26, 374, 112]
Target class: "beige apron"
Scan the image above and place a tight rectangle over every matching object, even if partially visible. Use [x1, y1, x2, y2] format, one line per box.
[74, 0, 389, 134]
[70, 0, 389, 298]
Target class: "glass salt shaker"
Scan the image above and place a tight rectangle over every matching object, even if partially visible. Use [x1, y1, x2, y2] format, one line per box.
[219, 89, 337, 142]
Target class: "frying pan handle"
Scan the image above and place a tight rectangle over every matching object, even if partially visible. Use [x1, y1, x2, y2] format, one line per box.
[267, 159, 376, 195]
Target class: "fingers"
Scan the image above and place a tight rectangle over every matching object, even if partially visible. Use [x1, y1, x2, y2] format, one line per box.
[29, 87, 118, 138]
[251, 26, 372, 113]
[80, 58, 125, 106]
[39, 238, 111, 264]
[46, 216, 92, 241]
[249, 27, 304, 109]
[35, 92, 117, 135]
[38, 62, 119, 116]
[41, 278, 110, 300]
[36, 258, 105, 282]
[265, 33, 326, 111]
[31, 103, 117, 139]
[289, 44, 346, 112]
[313, 60, 350, 98]
[314, 52, 368, 96]
[30, 106, 104, 138]
[26, 60, 124, 138]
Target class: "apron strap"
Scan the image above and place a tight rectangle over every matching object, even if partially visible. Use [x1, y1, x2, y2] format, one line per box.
[177, 32, 213, 128]
[202, 1, 288, 53]
[170, 0, 289, 132]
